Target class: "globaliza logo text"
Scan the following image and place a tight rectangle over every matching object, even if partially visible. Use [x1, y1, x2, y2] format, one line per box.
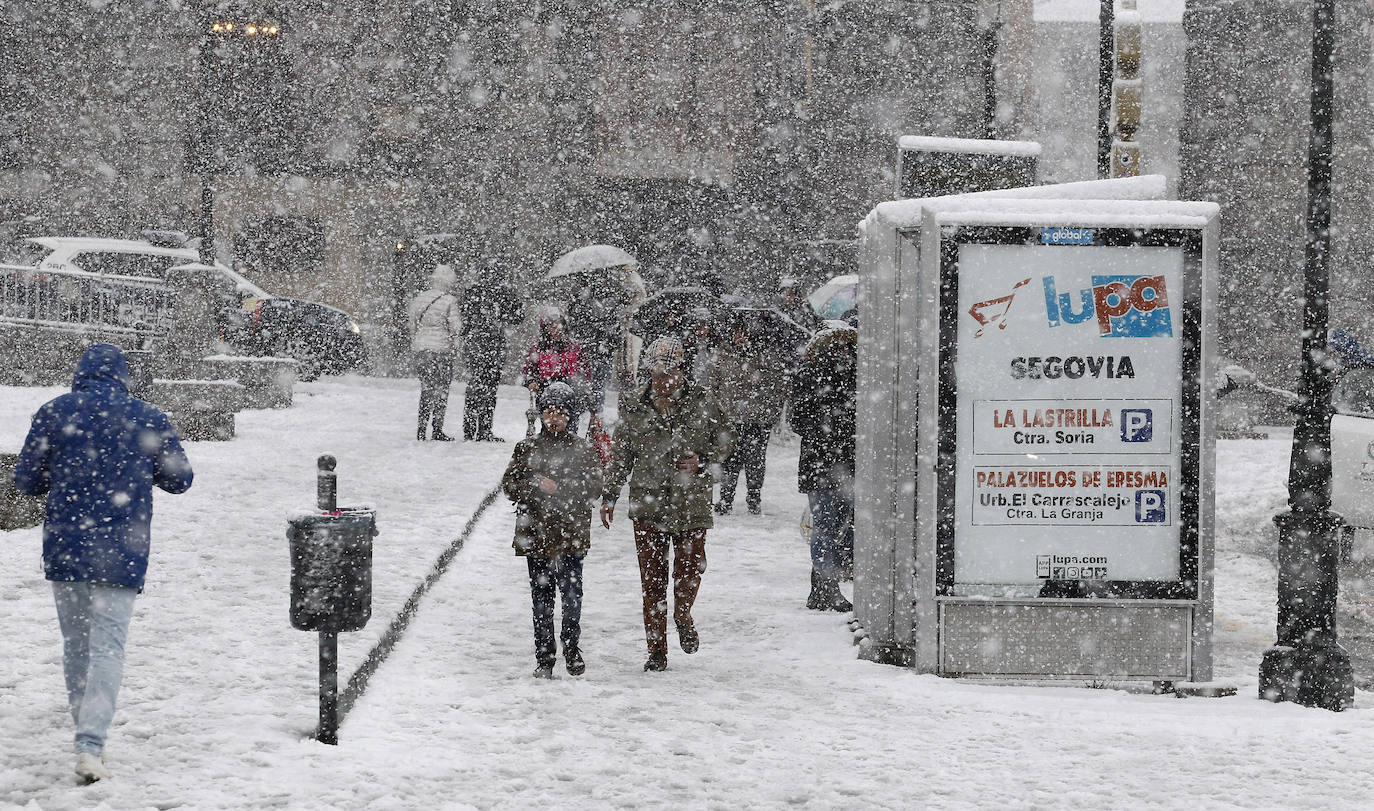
[1042, 274, 1172, 337]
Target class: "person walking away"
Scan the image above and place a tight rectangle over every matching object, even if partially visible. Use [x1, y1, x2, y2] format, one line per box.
[461, 259, 521, 441]
[409, 264, 463, 441]
[13, 343, 194, 783]
[709, 322, 787, 515]
[566, 276, 623, 430]
[502, 382, 603, 678]
[788, 326, 857, 612]
[777, 277, 825, 334]
[522, 308, 588, 433]
[600, 337, 734, 671]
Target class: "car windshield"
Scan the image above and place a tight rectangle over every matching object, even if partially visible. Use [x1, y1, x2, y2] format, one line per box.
[215, 264, 271, 300]
[1334, 367, 1374, 417]
[2, 240, 51, 267]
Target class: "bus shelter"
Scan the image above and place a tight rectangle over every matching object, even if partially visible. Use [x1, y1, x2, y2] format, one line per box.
[853, 176, 1220, 682]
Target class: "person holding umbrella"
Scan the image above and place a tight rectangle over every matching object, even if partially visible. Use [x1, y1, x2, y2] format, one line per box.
[600, 336, 734, 672]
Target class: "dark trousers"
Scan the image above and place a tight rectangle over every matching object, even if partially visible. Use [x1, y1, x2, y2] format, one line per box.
[808, 488, 854, 581]
[526, 555, 584, 667]
[416, 350, 454, 437]
[719, 422, 770, 506]
[463, 358, 501, 440]
[633, 524, 707, 655]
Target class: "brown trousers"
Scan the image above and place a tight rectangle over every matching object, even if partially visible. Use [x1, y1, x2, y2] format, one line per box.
[633, 524, 707, 654]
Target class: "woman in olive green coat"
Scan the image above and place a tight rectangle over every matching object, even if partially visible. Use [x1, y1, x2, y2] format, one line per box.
[600, 337, 734, 672]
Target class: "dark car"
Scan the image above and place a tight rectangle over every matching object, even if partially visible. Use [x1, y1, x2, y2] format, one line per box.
[19, 236, 367, 380]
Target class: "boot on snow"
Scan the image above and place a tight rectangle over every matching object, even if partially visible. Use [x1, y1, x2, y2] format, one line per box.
[806, 569, 826, 610]
[75, 753, 112, 783]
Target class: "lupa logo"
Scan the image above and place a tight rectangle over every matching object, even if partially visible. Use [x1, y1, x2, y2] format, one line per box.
[1042, 274, 1172, 338]
[968, 278, 1032, 338]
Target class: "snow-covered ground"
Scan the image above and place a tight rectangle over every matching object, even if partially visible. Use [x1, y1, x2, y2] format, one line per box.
[4, 376, 1374, 809]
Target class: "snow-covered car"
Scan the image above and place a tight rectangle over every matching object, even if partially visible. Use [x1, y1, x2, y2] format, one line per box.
[1331, 365, 1374, 538]
[17, 236, 366, 379]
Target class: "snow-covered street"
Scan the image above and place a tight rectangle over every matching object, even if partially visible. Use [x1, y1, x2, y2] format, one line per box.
[5, 377, 1374, 809]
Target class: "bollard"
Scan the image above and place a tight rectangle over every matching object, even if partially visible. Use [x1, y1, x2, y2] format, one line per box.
[287, 454, 376, 745]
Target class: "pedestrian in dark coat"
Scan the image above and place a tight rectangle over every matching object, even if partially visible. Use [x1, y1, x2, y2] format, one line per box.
[787, 327, 857, 612]
[709, 323, 787, 515]
[14, 343, 194, 782]
[502, 381, 604, 679]
[600, 336, 734, 672]
[461, 259, 521, 442]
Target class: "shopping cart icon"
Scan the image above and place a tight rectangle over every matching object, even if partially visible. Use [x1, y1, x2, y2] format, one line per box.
[968, 277, 1032, 337]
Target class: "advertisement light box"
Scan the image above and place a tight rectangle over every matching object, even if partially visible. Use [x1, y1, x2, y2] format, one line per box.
[936, 230, 1203, 598]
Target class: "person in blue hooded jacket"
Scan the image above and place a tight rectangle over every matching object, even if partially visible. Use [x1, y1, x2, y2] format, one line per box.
[14, 343, 194, 783]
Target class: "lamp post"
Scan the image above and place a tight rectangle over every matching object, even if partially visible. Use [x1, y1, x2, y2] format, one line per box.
[1257, 0, 1353, 712]
[197, 12, 218, 265]
[1096, 0, 1113, 178]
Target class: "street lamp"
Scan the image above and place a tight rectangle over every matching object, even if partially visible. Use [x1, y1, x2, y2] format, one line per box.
[1257, 0, 1354, 712]
[196, 12, 282, 265]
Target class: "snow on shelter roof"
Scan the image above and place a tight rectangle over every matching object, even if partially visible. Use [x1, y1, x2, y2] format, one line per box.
[918, 196, 1220, 231]
[860, 174, 1184, 234]
[897, 135, 1042, 158]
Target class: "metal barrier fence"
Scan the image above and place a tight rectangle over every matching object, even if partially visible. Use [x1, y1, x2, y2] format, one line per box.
[0, 263, 175, 339]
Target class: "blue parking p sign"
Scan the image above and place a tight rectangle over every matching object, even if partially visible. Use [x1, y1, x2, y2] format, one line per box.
[1136, 490, 1167, 523]
[1121, 408, 1153, 442]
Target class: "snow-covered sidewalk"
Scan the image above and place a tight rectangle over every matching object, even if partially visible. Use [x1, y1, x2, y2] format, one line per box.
[4, 377, 1374, 809]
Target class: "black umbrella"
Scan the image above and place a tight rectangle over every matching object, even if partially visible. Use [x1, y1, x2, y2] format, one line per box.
[628, 286, 727, 342]
[723, 306, 814, 352]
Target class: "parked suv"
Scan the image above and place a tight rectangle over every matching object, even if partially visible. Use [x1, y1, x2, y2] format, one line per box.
[19, 236, 367, 379]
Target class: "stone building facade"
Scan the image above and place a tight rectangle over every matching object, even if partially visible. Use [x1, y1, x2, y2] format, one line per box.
[0, 0, 997, 366]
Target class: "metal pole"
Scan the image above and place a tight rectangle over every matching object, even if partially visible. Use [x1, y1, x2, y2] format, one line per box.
[982, 17, 1002, 140]
[318, 454, 337, 512]
[198, 15, 216, 265]
[1258, 0, 1352, 712]
[1096, 0, 1114, 178]
[318, 629, 339, 745]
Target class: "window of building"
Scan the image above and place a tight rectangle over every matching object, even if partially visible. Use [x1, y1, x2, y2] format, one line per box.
[233, 216, 325, 277]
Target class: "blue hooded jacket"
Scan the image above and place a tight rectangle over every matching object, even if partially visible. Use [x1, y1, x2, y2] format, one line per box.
[14, 344, 194, 590]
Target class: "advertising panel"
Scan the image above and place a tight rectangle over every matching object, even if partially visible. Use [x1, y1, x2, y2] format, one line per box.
[941, 234, 1199, 592]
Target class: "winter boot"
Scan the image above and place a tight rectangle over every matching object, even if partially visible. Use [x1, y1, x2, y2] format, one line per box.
[826, 579, 853, 613]
[565, 648, 585, 676]
[714, 500, 732, 515]
[533, 662, 555, 679]
[806, 569, 826, 610]
[643, 651, 668, 672]
[746, 490, 762, 515]
[75, 752, 112, 783]
[676, 619, 699, 654]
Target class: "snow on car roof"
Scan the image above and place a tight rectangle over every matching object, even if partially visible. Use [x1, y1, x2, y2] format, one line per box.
[28, 236, 199, 259]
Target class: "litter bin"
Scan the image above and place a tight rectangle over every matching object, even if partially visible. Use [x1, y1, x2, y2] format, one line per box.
[288, 508, 376, 632]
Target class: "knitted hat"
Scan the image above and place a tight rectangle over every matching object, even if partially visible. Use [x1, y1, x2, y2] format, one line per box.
[642, 336, 685, 375]
[538, 381, 578, 414]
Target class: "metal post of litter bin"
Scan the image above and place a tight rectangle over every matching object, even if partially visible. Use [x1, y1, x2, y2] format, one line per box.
[316, 454, 339, 744]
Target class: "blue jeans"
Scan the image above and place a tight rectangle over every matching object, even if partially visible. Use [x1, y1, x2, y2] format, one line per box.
[808, 489, 854, 581]
[52, 581, 138, 755]
[526, 555, 585, 667]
